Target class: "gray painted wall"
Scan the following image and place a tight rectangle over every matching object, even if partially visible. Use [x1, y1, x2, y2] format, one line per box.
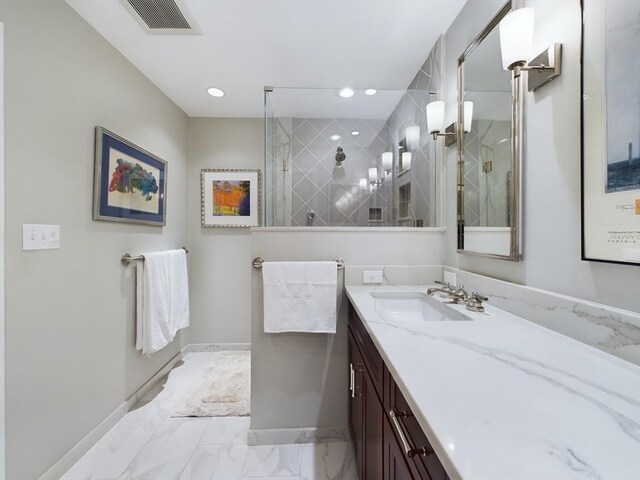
[443, 0, 640, 312]
[186, 118, 263, 345]
[250, 230, 445, 432]
[0, 20, 6, 479]
[1, 1, 189, 478]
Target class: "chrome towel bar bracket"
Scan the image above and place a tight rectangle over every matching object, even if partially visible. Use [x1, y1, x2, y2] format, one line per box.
[121, 247, 189, 266]
[252, 257, 344, 270]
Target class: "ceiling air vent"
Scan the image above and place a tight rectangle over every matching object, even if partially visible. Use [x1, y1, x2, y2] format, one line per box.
[126, 0, 191, 30]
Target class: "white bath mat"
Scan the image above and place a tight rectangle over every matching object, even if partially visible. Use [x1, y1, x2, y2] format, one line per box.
[173, 351, 250, 417]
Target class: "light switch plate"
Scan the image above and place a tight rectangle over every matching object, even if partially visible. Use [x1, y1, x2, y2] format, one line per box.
[443, 271, 457, 286]
[363, 270, 384, 284]
[23, 224, 60, 250]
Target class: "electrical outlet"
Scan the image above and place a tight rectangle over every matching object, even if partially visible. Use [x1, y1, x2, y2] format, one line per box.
[443, 271, 457, 286]
[363, 270, 383, 284]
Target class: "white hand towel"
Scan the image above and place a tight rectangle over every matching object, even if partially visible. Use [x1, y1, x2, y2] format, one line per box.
[262, 261, 337, 334]
[136, 249, 189, 354]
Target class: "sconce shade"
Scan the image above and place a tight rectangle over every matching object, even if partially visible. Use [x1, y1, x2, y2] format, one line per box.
[463, 101, 474, 133]
[368, 167, 378, 183]
[382, 152, 393, 171]
[426, 101, 445, 134]
[405, 125, 420, 149]
[359, 178, 368, 190]
[499, 8, 534, 70]
[402, 152, 412, 170]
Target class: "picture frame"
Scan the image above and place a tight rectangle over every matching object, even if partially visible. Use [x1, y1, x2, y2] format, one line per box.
[93, 126, 167, 226]
[581, 0, 640, 265]
[201, 169, 261, 227]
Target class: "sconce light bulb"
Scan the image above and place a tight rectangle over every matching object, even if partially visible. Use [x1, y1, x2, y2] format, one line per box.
[405, 125, 421, 150]
[426, 101, 445, 135]
[368, 167, 378, 183]
[382, 152, 393, 172]
[463, 101, 474, 133]
[402, 152, 412, 171]
[499, 8, 534, 71]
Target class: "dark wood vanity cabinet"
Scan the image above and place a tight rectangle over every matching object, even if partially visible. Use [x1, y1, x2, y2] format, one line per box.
[348, 304, 450, 480]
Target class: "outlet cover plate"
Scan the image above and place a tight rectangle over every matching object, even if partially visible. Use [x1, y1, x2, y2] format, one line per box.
[444, 271, 457, 286]
[363, 270, 383, 284]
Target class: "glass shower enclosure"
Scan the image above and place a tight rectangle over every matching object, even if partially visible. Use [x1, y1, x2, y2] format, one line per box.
[264, 87, 441, 227]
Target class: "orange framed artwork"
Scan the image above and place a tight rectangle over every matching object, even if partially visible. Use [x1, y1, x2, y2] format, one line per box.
[201, 169, 261, 227]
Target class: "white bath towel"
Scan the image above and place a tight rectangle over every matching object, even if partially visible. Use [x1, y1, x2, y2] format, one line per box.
[262, 261, 337, 333]
[136, 249, 190, 354]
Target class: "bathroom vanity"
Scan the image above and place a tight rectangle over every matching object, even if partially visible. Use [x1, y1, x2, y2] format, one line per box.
[348, 298, 450, 480]
[346, 285, 640, 480]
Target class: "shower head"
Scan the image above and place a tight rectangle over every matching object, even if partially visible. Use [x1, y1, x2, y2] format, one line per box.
[335, 147, 346, 167]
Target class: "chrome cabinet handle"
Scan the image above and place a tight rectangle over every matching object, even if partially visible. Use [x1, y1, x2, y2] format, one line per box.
[389, 409, 434, 458]
[349, 363, 355, 394]
[350, 363, 364, 398]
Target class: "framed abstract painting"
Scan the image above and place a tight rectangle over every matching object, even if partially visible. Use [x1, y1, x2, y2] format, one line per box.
[581, 0, 640, 265]
[93, 127, 167, 226]
[201, 169, 261, 227]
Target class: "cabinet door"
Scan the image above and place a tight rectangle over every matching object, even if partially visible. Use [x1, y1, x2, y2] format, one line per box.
[384, 414, 415, 480]
[348, 329, 365, 479]
[363, 369, 384, 480]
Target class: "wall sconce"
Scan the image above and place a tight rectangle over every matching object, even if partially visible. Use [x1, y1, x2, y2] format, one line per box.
[499, 7, 562, 91]
[463, 101, 473, 133]
[381, 152, 393, 172]
[359, 178, 368, 191]
[368, 167, 378, 184]
[401, 151, 412, 171]
[405, 125, 420, 150]
[426, 101, 451, 141]
[426, 101, 473, 146]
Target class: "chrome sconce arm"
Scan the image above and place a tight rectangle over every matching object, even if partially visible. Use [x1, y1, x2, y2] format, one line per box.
[508, 43, 562, 91]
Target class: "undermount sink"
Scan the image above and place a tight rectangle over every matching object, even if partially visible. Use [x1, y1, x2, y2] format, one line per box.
[370, 291, 473, 323]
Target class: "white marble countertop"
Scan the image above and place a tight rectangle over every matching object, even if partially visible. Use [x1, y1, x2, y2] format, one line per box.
[345, 285, 640, 480]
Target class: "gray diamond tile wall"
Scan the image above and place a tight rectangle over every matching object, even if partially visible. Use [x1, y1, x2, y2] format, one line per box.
[266, 37, 443, 227]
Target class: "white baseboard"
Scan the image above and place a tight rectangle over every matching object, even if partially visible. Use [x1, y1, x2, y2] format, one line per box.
[37, 350, 184, 480]
[247, 427, 348, 446]
[38, 344, 253, 480]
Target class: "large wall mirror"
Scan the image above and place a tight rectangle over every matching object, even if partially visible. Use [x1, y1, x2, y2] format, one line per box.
[456, 1, 523, 261]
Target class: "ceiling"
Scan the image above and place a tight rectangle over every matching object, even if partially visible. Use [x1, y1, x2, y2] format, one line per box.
[66, 0, 466, 118]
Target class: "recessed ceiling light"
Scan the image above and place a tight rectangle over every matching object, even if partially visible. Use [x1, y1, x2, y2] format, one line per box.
[339, 87, 355, 98]
[330, 134, 341, 141]
[365, 89, 377, 96]
[350, 131, 360, 136]
[207, 87, 225, 97]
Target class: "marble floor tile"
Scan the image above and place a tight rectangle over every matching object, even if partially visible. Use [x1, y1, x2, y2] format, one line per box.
[61, 399, 177, 480]
[178, 444, 249, 480]
[118, 418, 209, 480]
[299, 443, 357, 480]
[241, 444, 303, 477]
[62, 353, 358, 480]
[200, 417, 251, 445]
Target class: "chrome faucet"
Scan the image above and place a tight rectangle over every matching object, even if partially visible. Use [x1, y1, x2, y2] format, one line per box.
[466, 292, 489, 312]
[427, 281, 469, 303]
[428, 280, 488, 312]
[426, 280, 455, 296]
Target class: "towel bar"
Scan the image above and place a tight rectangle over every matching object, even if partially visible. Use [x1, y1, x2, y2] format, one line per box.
[121, 247, 189, 266]
[252, 257, 344, 270]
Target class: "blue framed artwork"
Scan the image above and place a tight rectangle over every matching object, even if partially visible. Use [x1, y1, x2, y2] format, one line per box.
[581, 0, 640, 265]
[93, 127, 167, 226]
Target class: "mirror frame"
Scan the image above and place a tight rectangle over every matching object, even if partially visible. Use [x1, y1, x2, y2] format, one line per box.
[456, 0, 524, 261]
